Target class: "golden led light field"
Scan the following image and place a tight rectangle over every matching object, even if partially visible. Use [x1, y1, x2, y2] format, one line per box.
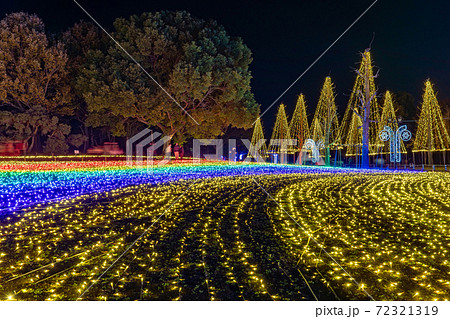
[1, 171, 449, 301]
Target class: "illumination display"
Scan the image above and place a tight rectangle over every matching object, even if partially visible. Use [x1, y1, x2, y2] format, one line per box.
[311, 77, 339, 151]
[289, 94, 310, 152]
[379, 125, 411, 163]
[272, 173, 450, 300]
[413, 80, 450, 152]
[268, 104, 293, 154]
[378, 91, 406, 155]
[1, 161, 447, 301]
[0, 161, 389, 213]
[339, 50, 382, 156]
[249, 118, 268, 160]
[302, 139, 323, 163]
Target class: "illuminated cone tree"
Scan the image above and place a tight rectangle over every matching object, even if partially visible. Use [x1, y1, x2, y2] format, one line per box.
[413, 80, 450, 164]
[289, 94, 310, 154]
[340, 49, 381, 168]
[378, 91, 406, 156]
[269, 103, 292, 163]
[248, 117, 268, 161]
[311, 77, 339, 165]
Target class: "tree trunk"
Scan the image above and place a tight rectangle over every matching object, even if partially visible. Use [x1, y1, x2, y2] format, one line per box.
[324, 130, 330, 166]
[82, 126, 89, 152]
[427, 120, 433, 165]
[361, 57, 371, 169]
[362, 121, 370, 168]
[27, 127, 39, 153]
[334, 148, 338, 167]
[325, 147, 330, 166]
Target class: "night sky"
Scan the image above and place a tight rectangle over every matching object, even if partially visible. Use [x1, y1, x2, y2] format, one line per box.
[3, 0, 450, 129]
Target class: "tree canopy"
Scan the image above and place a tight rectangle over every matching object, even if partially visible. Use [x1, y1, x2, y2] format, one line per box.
[76, 11, 259, 145]
[0, 12, 72, 152]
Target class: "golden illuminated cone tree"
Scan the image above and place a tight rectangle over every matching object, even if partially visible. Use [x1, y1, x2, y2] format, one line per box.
[269, 104, 293, 162]
[444, 104, 450, 136]
[289, 94, 310, 153]
[339, 49, 381, 167]
[345, 109, 363, 156]
[248, 117, 268, 161]
[413, 80, 450, 163]
[311, 77, 339, 165]
[378, 91, 406, 156]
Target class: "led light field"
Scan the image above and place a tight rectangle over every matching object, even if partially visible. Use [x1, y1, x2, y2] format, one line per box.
[0, 162, 376, 213]
[0, 162, 448, 301]
[272, 173, 450, 300]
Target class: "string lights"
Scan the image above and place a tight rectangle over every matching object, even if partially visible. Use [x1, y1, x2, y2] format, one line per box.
[271, 173, 450, 300]
[289, 94, 310, 153]
[339, 50, 382, 156]
[413, 80, 450, 153]
[378, 91, 406, 155]
[0, 162, 413, 300]
[311, 77, 340, 165]
[268, 104, 293, 156]
[249, 118, 268, 160]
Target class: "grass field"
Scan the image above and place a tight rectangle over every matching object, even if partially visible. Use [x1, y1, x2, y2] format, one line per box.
[0, 162, 449, 301]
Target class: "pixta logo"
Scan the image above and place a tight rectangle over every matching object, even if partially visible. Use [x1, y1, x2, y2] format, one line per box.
[126, 129, 172, 168]
[127, 128, 303, 166]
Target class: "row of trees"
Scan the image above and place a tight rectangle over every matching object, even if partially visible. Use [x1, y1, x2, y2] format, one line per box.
[253, 50, 450, 167]
[0, 12, 259, 154]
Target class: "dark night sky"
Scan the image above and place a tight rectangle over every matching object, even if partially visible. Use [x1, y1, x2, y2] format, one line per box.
[3, 0, 450, 129]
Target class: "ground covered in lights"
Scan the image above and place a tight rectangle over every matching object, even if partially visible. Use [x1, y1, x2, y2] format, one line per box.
[0, 161, 449, 301]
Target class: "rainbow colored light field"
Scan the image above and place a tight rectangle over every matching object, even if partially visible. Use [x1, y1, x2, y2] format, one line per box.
[0, 161, 449, 301]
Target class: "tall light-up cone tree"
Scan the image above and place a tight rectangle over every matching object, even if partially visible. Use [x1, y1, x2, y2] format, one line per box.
[340, 49, 381, 168]
[269, 103, 292, 163]
[248, 117, 268, 162]
[345, 110, 363, 166]
[289, 94, 310, 164]
[413, 80, 450, 164]
[378, 91, 406, 159]
[311, 77, 339, 166]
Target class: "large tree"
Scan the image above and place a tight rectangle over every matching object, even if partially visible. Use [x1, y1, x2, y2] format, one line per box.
[78, 11, 258, 149]
[61, 21, 127, 148]
[0, 12, 72, 152]
[340, 49, 381, 168]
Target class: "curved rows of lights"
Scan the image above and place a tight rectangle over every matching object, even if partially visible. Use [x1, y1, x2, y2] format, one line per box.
[270, 172, 450, 300]
[0, 174, 303, 300]
[1, 164, 434, 300]
[0, 162, 403, 213]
